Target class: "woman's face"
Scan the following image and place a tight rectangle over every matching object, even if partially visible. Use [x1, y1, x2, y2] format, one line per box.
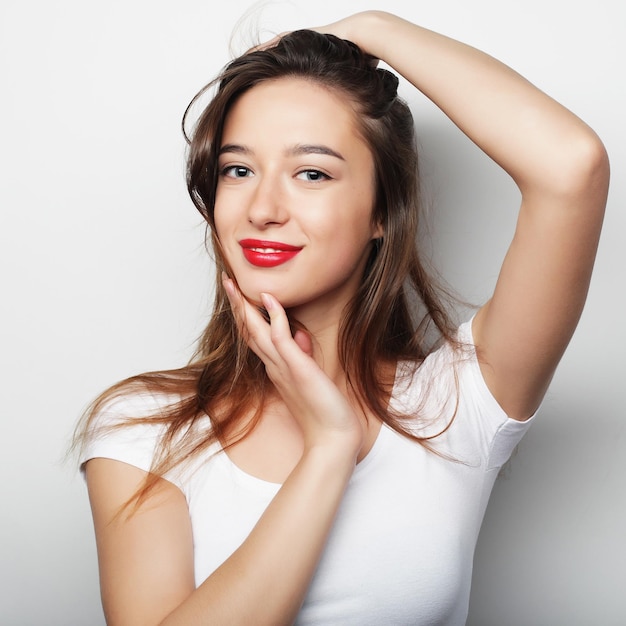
[214, 77, 382, 319]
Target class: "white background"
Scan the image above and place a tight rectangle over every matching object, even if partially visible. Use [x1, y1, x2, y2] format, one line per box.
[1, 1, 624, 624]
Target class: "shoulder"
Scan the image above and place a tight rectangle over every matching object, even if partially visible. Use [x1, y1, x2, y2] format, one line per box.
[89, 390, 178, 427]
[79, 390, 181, 474]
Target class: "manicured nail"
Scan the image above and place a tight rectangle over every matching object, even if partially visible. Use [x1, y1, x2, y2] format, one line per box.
[260, 292, 273, 310]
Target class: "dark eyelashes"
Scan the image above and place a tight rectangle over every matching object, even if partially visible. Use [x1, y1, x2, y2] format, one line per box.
[220, 165, 251, 178]
[219, 166, 332, 182]
[296, 169, 331, 182]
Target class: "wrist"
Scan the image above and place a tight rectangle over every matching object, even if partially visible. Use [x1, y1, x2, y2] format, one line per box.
[346, 11, 397, 59]
[300, 438, 360, 478]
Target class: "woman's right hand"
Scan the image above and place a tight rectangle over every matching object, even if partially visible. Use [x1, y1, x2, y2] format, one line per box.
[89, 279, 366, 626]
[255, 11, 385, 62]
[223, 275, 364, 459]
[307, 11, 378, 46]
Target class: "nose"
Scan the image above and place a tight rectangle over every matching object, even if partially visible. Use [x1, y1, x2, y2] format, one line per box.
[246, 171, 288, 229]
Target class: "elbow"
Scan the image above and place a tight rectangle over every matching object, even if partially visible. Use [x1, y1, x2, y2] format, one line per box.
[553, 130, 610, 201]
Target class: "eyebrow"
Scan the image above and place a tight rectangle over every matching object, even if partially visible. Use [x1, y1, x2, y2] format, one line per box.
[219, 143, 345, 161]
[288, 144, 345, 161]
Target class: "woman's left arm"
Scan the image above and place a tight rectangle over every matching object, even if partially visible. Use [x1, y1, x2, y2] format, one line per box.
[317, 11, 609, 420]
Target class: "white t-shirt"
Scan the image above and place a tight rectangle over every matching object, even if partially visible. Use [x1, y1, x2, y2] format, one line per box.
[81, 320, 535, 625]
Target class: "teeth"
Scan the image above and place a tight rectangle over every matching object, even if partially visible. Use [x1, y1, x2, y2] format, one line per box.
[251, 247, 284, 253]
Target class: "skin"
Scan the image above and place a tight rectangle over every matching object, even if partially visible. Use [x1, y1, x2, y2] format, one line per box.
[85, 11, 609, 625]
[215, 78, 386, 478]
[215, 77, 382, 361]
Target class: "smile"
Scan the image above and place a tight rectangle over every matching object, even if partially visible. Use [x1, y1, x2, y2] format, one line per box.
[239, 239, 303, 268]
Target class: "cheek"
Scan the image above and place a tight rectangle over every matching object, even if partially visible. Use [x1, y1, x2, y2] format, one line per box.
[211, 205, 234, 267]
[321, 227, 376, 273]
[213, 198, 230, 241]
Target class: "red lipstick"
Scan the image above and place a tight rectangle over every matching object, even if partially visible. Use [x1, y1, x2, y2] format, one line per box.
[239, 239, 302, 268]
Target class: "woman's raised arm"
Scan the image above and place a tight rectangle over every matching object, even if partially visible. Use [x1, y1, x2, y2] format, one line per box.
[315, 11, 609, 420]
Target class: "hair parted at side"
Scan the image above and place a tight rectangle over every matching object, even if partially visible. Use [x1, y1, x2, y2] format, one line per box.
[73, 29, 462, 505]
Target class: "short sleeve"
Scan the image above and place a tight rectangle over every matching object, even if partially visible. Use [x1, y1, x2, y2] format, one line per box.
[456, 318, 538, 470]
[391, 318, 538, 471]
[79, 394, 168, 476]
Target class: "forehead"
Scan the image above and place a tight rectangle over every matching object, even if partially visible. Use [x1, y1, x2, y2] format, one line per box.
[221, 77, 366, 150]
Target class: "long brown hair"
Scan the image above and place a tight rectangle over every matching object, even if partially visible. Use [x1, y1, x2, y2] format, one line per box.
[74, 30, 461, 501]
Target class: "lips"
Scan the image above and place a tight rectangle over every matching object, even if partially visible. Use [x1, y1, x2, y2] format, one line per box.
[239, 239, 303, 268]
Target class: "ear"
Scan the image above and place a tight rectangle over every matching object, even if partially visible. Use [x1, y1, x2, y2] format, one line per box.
[371, 220, 384, 240]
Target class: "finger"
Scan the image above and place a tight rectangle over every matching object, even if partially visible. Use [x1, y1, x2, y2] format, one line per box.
[223, 277, 276, 359]
[293, 329, 313, 357]
[308, 23, 379, 66]
[222, 276, 251, 339]
[260, 292, 293, 346]
[260, 292, 315, 362]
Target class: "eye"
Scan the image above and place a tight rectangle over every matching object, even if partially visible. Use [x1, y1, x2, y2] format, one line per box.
[221, 165, 253, 179]
[296, 169, 331, 183]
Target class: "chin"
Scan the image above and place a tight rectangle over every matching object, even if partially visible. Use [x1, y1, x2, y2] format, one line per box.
[242, 285, 302, 311]
[233, 273, 280, 303]
[236, 281, 280, 308]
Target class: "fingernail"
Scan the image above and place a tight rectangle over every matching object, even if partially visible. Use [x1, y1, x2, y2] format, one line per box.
[260, 292, 273, 310]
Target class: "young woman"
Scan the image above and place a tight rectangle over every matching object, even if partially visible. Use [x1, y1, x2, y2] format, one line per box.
[76, 11, 609, 625]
